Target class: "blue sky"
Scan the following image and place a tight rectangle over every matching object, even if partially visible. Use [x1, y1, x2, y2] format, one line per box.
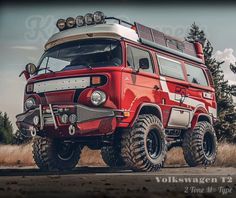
[0, 4, 235, 130]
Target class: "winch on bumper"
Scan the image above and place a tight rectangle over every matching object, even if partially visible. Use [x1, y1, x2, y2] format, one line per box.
[16, 104, 119, 138]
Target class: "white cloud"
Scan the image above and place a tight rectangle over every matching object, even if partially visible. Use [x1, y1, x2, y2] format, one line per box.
[228, 80, 236, 85]
[214, 48, 236, 65]
[11, 46, 38, 50]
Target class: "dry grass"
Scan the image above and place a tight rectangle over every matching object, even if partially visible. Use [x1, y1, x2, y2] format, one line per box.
[0, 144, 34, 167]
[0, 143, 235, 167]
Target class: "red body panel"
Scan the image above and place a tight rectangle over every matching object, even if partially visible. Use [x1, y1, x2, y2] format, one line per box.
[22, 39, 217, 138]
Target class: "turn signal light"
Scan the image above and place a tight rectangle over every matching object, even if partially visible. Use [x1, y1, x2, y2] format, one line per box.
[123, 111, 130, 117]
[91, 76, 101, 85]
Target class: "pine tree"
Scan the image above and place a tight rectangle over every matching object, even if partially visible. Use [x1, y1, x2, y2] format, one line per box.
[186, 23, 236, 142]
[230, 63, 236, 74]
[230, 63, 236, 97]
[0, 112, 14, 144]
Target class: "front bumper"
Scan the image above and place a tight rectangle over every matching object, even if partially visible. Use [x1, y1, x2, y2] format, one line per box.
[16, 104, 120, 138]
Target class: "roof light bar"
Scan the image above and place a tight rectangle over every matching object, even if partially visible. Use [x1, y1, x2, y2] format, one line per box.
[55, 11, 134, 31]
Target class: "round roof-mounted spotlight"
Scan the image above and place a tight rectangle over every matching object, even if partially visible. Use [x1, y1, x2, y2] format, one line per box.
[93, 11, 105, 24]
[56, 19, 66, 31]
[76, 15, 85, 27]
[66, 17, 76, 28]
[84, 13, 94, 25]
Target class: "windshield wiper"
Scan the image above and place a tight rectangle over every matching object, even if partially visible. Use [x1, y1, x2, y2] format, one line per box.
[86, 64, 93, 70]
[37, 67, 55, 73]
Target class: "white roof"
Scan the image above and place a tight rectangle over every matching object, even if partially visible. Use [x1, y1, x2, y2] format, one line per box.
[45, 23, 139, 50]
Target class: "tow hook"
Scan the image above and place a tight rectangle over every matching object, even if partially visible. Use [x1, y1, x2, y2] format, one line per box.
[69, 125, 76, 136]
[30, 127, 37, 137]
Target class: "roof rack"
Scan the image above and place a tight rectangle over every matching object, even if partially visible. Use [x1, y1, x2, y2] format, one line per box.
[105, 17, 134, 27]
[134, 22, 204, 64]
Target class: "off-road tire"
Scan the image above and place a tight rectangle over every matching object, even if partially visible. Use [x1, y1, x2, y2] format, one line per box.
[101, 145, 125, 167]
[183, 121, 218, 167]
[121, 114, 167, 172]
[33, 137, 81, 171]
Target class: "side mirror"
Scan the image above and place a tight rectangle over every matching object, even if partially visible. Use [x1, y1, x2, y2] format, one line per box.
[139, 58, 149, 70]
[25, 63, 37, 75]
[19, 63, 37, 80]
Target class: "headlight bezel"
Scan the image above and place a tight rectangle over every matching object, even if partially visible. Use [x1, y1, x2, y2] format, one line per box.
[56, 19, 66, 31]
[24, 97, 36, 111]
[84, 13, 94, 25]
[76, 15, 85, 27]
[65, 17, 76, 28]
[91, 90, 106, 106]
[93, 11, 105, 24]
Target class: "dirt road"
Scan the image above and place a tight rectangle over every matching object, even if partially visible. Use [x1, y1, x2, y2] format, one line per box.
[0, 166, 235, 198]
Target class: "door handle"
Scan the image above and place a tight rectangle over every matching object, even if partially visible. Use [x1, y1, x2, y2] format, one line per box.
[154, 85, 160, 90]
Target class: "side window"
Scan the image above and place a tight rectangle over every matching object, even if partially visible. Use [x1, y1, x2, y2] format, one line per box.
[185, 64, 208, 86]
[157, 55, 185, 80]
[127, 45, 154, 74]
[127, 46, 134, 68]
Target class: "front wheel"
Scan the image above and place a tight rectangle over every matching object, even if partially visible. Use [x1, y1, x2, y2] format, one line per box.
[101, 145, 125, 167]
[33, 137, 81, 171]
[121, 114, 167, 172]
[183, 121, 218, 167]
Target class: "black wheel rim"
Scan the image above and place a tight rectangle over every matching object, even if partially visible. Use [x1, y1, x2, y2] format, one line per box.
[146, 129, 162, 159]
[203, 132, 215, 158]
[57, 142, 75, 161]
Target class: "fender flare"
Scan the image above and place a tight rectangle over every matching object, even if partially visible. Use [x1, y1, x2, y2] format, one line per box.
[129, 103, 163, 127]
[191, 113, 213, 129]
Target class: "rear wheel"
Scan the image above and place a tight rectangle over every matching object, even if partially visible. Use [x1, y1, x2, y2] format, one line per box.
[33, 137, 81, 171]
[183, 121, 217, 167]
[121, 114, 167, 172]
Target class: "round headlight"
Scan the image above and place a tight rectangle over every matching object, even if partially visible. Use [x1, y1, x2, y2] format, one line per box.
[56, 19, 66, 31]
[84, 13, 94, 25]
[66, 17, 76, 28]
[76, 15, 85, 27]
[91, 90, 106, 106]
[61, 114, 69, 124]
[69, 114, 77, 124]
[93, 11, 105, 24]
[25, 97, 36, 110]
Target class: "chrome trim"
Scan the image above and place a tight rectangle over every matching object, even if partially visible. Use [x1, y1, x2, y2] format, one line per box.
[34, 77, 90, 93]
[39, 104, 44, 130]
[49, 104, 58, 130]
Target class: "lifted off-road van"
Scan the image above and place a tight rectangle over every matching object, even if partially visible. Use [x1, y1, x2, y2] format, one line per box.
[16, 11, 217, 172]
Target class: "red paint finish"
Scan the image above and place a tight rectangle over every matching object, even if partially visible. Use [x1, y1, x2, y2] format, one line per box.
[21, 39, 217, 138]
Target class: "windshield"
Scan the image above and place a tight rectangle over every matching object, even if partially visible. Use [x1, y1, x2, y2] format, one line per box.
[38, 39, 122, 74]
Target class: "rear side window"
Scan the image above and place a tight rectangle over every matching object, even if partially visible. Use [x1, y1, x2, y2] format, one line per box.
[185, 64, 208, 86]
[157, 55, 185, 80]
[127, 45, 154, 74]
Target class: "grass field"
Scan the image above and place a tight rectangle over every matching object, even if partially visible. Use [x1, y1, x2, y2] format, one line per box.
[0, 143, 235, 167]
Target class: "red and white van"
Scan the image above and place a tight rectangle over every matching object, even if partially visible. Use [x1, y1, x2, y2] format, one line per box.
[16, 11, 217, 172]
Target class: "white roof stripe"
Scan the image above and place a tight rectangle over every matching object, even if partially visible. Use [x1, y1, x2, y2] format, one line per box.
[45, 23, 139, 49]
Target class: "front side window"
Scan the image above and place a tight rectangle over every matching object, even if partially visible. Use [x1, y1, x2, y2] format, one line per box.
[185, 64, 208, 86]
[127, 45, 154, 74]
[38, 39, 122, 74]
[157, 55, 185, 80]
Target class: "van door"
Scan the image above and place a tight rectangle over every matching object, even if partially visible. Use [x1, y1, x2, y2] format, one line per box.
[121, 44, 161, 123]
[156, 55, 192, 128]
